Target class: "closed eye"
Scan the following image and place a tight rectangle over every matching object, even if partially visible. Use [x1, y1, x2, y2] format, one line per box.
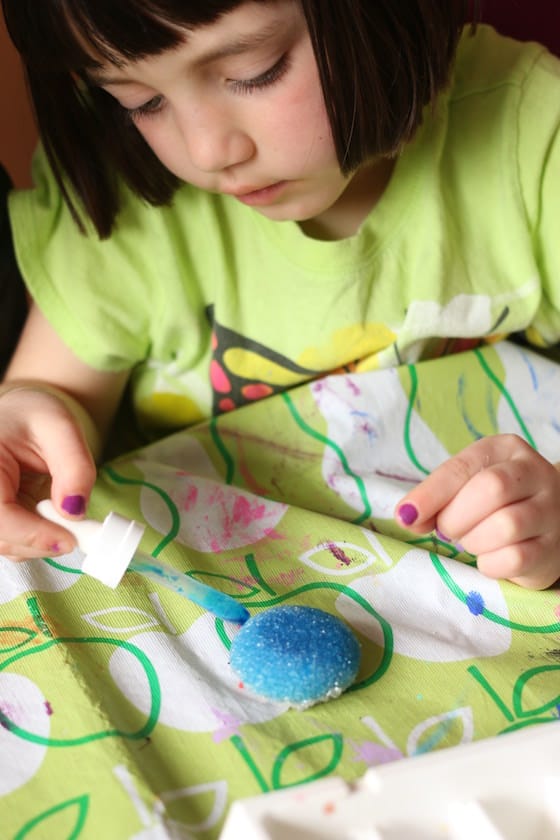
[125, 94, 165, 122]
[229, 53, 290, 94]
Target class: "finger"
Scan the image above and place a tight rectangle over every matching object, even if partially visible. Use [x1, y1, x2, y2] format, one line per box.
[0, 455, 73, 556]
[0, 504, 76, 558]
[476, 538, 560, 590]
[35, 415, 97, 520]
[396, 435, 536, 533]
[434, 461, 543, 543]
[456, 496, 546, 556]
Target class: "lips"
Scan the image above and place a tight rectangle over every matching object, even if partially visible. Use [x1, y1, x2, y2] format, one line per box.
[229, 181, 287, 206]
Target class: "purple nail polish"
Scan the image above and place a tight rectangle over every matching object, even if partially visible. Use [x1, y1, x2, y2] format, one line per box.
[48, 542, 61, 555]
[398, 503, 418, 526]
[61, 495, 86, 516]
[436, 527, 450, 542]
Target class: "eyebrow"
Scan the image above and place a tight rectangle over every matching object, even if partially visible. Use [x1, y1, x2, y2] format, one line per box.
[88, 20, 281, 87]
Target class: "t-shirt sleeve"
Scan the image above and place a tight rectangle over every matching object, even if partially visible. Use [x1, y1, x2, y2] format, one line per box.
[8, 146, 158, 371]
[517, 49, 560, 344]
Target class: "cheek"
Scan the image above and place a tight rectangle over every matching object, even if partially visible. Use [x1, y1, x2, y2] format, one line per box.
[134, 123, 185, 175]
[270, 76, 334, 157]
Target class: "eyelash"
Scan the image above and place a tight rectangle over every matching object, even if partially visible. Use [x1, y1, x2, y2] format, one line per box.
[125, 53, 290, 121]
[229, 53, 290, 94]
[126, 96, 164, 122]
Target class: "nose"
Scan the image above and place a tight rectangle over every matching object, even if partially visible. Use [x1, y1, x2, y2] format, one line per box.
[177, 101, 255, 173]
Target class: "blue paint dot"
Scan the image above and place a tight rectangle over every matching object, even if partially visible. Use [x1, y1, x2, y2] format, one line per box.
[466, 590, 485, 616]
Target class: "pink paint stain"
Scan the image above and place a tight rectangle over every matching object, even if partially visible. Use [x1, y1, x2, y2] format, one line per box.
[182, 484, 198, 511]
[211, 708, 242, 743]
[0, 702, 21, 729]
[350, 739, 403, 766]
[233, 496, 267, 526]
[263, 527, 283, 541]
[270, 568, 306, 588]
[44, 701, 54, 716]
[211, 496, 274, 550]
[229, 575, 258, 592]
[236, 443, 271, 496]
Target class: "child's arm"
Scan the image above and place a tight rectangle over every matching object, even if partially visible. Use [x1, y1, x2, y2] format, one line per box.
[0, 303, 129, 559]
[395, 434, 560, 590]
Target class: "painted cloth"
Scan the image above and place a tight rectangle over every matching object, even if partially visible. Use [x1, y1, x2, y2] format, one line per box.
[8, 26, 560, 439]
[0, 341, 559, 838]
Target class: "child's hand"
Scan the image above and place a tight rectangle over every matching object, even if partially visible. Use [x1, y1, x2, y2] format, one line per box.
[0, 385, 97, 560]
[395, 434, 560, 590]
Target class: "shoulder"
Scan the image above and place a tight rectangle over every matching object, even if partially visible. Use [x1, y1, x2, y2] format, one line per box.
[439, 25, 560, 203]
[450, 24, 560, 104]
[9, 147, 236, 278]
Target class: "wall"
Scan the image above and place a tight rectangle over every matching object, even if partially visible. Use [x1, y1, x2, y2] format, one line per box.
[482, 0, 560, 56]
[0, 15, 37, 187]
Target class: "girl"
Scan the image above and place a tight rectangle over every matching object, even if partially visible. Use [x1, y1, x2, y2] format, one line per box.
[1, 0, 560, 588]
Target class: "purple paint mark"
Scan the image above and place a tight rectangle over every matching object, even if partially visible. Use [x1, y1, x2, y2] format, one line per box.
[327, 543, 352, 566]
[211, 708, 242, 742]
[0, 702, 18, 730]
[350, 739, 403, 766]
[346, 378, 361, 396]
[44, 701, 54, 716]
[350, 410, 377, 442]
[466, 590, 485, 616]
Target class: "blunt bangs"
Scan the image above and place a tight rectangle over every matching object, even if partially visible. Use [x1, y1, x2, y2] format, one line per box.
[4, 0, 245, 73]
[1, 0, 252, 237]
[2, 0, 479, 238]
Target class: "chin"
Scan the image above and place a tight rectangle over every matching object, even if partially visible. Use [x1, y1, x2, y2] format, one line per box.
[253, 199, 331, 224]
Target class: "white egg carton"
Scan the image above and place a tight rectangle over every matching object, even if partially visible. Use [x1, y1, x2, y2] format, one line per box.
[220, 723, 560, 839]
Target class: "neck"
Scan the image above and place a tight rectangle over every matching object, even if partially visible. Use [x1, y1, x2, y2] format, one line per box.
[301, 156, 396, 241]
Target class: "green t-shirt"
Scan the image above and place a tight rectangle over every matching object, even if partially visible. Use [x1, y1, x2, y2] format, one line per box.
[9, 25, 560, 437]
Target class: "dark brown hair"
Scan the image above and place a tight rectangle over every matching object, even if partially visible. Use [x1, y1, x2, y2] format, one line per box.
[2, 0, 478, 238]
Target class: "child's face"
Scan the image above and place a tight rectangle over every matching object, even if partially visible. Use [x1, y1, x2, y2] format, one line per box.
[89, 0, 356, 227]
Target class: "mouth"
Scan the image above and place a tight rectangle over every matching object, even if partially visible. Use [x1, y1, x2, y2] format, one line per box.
[229, 181, 288, 206]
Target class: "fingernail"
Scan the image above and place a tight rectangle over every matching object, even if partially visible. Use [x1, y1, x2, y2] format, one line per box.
[398, 503, 418, 525]
[61, 495, 86, 516]
[436, 527, 450, 542]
